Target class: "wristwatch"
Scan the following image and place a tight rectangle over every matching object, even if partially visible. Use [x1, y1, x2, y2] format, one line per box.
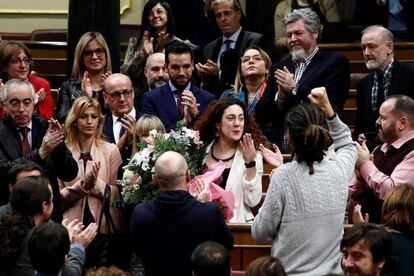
[245, 160, 256, 168]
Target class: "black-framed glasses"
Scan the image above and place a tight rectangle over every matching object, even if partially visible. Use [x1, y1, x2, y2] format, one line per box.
[105, 89, 133, 100]
[9, 58, 31, 66]
[83, 48, 105, 58]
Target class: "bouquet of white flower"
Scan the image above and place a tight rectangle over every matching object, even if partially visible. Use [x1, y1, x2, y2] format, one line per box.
[118, 123, 206, 205]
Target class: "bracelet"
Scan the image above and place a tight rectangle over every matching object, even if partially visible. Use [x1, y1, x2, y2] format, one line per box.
[327, 113, 337, 120]
[245, 160, 256, 168]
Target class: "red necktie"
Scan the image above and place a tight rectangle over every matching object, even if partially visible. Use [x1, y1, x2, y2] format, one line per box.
[176, 90, 185, 117]
[20, 127, 31, 156]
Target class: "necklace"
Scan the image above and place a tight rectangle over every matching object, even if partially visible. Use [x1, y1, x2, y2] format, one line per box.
[211, 144, 236, 162]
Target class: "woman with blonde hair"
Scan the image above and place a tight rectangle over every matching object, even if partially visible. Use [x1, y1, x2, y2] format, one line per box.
[131, 114, 165, 156]
[56, 32, 112, 123]
[221, 46, 271, 114]
[59, 96, 122, 266]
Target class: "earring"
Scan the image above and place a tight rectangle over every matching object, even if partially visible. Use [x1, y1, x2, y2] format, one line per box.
[215, 128, 220, 137]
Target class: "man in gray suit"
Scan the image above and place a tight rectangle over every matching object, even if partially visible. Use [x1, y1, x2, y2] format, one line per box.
[196, 0, 263, 97]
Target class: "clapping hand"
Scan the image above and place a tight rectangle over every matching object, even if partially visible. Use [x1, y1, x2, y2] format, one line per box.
[39, 122, 65, 159]
[195, 178, 210, 202]
[275, 66, 295, 98]
[195, 59, 219, 77]
[35, 88, 46, 104]
[62, 218, 98, 248]
[259, 143, 283, 168]
[352, 204, 369, 224]
[83, 162, 100, 191]
[117, 114, 137, 150]
[81, 71, 93, 98]
[355, 141, 371, 169]
[140, 31, 154, 56]
[239, 133, 256, 164]
[155, 31, 169, 52]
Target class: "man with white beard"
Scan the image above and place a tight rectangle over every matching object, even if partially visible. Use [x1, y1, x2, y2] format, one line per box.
[255, 8, 350, 152]
[355, 25, 414, 138]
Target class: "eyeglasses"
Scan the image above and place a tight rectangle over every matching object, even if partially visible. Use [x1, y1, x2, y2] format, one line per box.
[83, 48, 105, 58]
[105, 89, 133, 100]
[241, 55, 264, 63]
[9, 58, 31, 66]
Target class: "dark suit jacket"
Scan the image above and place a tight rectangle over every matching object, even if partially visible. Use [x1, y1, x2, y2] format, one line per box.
[355, 60, 414, 136]
[202, 29, 263, 97]
[255, 49, 350, 148]
[130, 190, 234, 276]
[103, 110, 141, 164]
[0, 115, 78, 222]
[142, 83, 215, 131]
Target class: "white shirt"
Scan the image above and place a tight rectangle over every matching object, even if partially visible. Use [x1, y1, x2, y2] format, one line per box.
[111, 108, 136, 144]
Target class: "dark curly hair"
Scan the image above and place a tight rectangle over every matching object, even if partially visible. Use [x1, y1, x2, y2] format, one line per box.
[286, 103, 333, 175]
[0, 176, 51, 270]
[194, 97, 268, 149]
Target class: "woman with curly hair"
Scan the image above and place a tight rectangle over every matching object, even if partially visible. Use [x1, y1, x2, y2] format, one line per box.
[194, 97, 268, 223]
[252, 88, 357, 275]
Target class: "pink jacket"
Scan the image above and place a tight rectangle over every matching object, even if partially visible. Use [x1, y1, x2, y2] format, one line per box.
[59, 141, 123, 233]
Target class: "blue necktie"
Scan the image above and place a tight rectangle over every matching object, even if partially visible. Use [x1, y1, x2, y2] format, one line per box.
[117, 118, 125, 137]
[223, 39, 232, 51]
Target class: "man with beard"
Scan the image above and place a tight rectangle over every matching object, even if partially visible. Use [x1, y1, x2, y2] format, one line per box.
[255, 8, 349, 152]
[341, 223, 393, 276]
[143, 42, 215, 131]
[349, 95, 414, 223]
[135, 53, 169, 111]
[355, 25, 414, 138]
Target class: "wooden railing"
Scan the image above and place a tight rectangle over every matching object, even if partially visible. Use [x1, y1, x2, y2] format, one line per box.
[229, 223, 353, 270]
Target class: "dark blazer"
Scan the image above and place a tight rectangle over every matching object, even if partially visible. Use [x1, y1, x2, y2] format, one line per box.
[103, 110, 141, 164]
[130, 190, 234, 276]
[202, 29, 263, 97]
[355, 60, 414, 136]
[255, 49, 350, 148]
[142, 83, 215, 131]
[0, 115, 78, 222]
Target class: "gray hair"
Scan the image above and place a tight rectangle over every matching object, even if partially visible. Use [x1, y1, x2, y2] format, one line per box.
[1, 79, 36, 102]
[211, 0, 242, 12]
[284, 8, 322, 35]
[362, 25, 394, 42]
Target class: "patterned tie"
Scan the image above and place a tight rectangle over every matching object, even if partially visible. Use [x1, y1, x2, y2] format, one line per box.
[20, 127, 31, 156]
[175, 90, 185, 118]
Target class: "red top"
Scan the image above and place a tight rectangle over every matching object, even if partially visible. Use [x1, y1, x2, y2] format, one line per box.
[28, 75, 53, 120]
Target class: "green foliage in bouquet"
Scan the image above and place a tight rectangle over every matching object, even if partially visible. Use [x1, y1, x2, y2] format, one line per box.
[118, 121, 206, 205]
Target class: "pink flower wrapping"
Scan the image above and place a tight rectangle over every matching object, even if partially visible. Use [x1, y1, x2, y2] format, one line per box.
[188, 161, 235, 222]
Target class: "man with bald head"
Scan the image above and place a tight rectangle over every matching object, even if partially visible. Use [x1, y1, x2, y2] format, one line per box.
[134, 53, 169, 111]
[349, 95, 414, 223]
[103, 73, 142, 162]
[130, 151, 233, 276]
